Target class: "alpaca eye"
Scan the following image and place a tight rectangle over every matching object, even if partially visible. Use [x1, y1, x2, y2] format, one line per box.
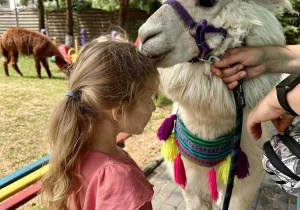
[199, 0, 216, 7]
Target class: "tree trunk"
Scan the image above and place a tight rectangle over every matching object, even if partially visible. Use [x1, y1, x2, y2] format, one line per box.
[119, 0, 130, 28]
[119, 0, 125, 27]
[66, 0, 74, 47]
[37, 0, 45, 31]
[56, 0, 60, 9]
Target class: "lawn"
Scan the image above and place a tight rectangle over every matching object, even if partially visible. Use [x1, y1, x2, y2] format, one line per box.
[0, 54, 69, 177]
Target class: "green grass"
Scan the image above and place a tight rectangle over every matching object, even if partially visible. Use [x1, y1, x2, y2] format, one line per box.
[154, 88, 173, 107]
[0, 54, 68, 177]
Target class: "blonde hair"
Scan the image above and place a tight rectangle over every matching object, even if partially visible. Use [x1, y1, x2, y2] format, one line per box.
[41, 38, 159, 209]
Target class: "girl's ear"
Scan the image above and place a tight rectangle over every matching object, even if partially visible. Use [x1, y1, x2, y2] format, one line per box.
[111, 108, 123, 122]
[249, 0, 292, 11]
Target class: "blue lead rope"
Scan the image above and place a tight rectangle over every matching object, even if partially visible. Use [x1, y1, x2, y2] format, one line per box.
[222, 80, 245, 210]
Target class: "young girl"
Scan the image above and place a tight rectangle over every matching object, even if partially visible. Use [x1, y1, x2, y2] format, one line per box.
[41, 37, 159, 210]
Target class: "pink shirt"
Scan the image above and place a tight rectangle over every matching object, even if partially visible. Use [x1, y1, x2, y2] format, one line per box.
[72, 150, 154, 210]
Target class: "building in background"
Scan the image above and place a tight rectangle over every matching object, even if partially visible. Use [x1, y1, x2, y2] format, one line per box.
[0, 0, 36, 9]
[0, 0, 11, 8]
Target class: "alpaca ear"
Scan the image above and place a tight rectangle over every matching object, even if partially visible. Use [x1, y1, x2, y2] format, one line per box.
[249, 0, 293, 11]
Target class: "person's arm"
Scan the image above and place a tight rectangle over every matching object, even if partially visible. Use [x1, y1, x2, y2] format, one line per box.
[246, 84, 300, 140]
[211, 45, 300, 89]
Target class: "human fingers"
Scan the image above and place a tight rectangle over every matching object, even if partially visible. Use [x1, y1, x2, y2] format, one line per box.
[247, 122, 262, 141]
[219, 64, 244, 77]
[211, 66, 222, 77]
[246, 111, 262, 140]
[222, 70, 246, 83]
[226, 81, 239, 90]
[214, 48, 244, 68]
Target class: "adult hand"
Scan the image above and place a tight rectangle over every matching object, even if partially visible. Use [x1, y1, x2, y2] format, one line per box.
[246, 88, 295, 140]
[211, 47, 268, 89]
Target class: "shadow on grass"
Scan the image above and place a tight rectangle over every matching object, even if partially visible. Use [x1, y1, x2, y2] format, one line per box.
[21, 75, 68, 81]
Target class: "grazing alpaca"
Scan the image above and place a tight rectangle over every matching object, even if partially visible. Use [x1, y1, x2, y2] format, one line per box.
[1, 28, 69, 78]
[139, 0, 292, 209]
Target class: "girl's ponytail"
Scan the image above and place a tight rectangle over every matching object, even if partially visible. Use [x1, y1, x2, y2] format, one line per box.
[42, 95, 95, 209]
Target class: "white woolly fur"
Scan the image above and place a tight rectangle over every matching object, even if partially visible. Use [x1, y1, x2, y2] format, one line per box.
[139, 0, 292, 209]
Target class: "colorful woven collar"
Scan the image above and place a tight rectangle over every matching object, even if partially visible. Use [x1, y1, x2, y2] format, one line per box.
[174, 116, 235, 167]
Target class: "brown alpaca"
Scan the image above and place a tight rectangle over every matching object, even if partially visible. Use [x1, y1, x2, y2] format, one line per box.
[0, 28, 69, 78]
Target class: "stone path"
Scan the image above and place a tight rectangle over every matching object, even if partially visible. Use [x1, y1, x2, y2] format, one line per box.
[144, 157, 297, 210]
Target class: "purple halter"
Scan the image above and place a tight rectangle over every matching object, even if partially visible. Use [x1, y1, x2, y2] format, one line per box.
[164, 0, 227, 62]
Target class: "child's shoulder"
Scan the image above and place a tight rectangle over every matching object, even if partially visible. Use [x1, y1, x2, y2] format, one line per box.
[77, 151, 154, 210]
[80, 150, 142, 178]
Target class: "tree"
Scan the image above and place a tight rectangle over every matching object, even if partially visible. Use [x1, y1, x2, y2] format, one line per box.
[92, 0, 161, 14]
[119, 0, 129, 26]
[65, 0, 74, 46]
[276, 0, 300, 44]
[45, 0, 92, 12]
[19, 0, 45, 30]
[37, 0, 45, 31]
[129, 0, 160, 14]
[60, 0, 92, 12]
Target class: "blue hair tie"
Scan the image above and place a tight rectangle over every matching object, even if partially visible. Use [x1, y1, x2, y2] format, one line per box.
[66, 91, 77, 99]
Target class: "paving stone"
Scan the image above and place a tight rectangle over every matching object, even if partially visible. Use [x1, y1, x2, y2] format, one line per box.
[160, 180, 178, 196]
[260, 182, 275, 198]
[275, 185, 288, 195]
[152, 192, 169, 210]
[250, 189, 261, 210]
[160, 203, 177, 210]
[146, 157, 296, 210]
[153, 183, 163, 198]
[289, 195, 297, 205]
[147, 161, 166, 183]
[178, 200, 186, 210]
[254, 189, 274, 210]
[148, 170, 164, 183]
[158, 170, 173, 182]
[166, 186, 184, 207]
[288, 203, 297, 210]
[273, 193, 288, 209]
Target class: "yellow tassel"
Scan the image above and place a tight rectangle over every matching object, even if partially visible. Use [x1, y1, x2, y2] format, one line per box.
[161, 133, 178, 162]
[217, 155, 236, 185]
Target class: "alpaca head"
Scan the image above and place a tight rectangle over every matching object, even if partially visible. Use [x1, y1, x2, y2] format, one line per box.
[139, 0, 292, 67]
[55, 54, 70, 75]
[51, 49, 70, 75]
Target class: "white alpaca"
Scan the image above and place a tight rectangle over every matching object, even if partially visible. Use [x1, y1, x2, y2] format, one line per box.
[138, 0, 293, 209]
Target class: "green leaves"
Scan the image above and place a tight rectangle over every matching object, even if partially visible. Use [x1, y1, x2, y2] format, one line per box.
[276, 0, 300, 44]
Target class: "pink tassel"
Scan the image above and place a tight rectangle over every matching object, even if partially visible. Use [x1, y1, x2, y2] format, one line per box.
[207, 168, 218, 203]
[236, 148, 250, 179]
[174, 153, 187, 189]
[157, 114, 177, 141]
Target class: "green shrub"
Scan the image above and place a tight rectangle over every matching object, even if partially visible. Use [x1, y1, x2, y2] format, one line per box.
[275, 0, 300, 44]
[154, 88, 173, 107]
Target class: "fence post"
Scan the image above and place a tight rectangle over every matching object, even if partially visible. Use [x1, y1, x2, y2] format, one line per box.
[13, 0, 19, 27]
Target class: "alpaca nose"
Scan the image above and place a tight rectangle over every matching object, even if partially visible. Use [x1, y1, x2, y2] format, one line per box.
[138, 24, 161, 46]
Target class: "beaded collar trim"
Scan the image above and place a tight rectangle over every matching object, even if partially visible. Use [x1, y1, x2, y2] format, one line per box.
[174, 116, 235, 167]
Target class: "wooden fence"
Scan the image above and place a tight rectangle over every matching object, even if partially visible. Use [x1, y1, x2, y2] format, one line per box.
[0, 8, 40, 35]
[0, 8, 149, 45]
